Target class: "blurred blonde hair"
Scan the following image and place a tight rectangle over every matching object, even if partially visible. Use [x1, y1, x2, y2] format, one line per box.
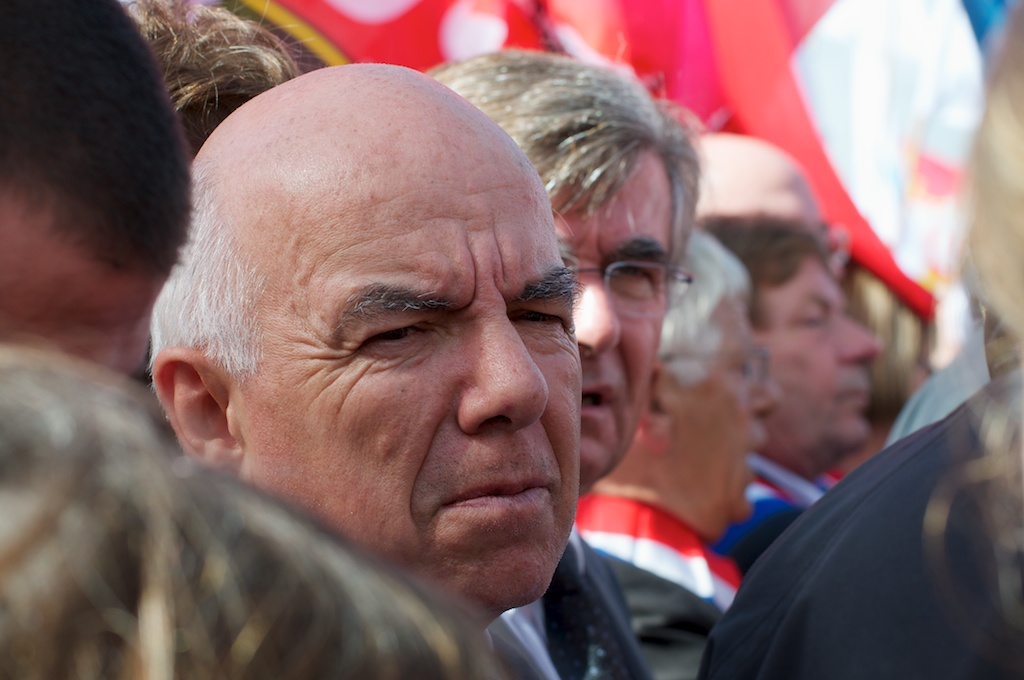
[923, 4, 1024, 663]
[969, 10, 1024, 347]
[0, 347, 504, 680]
[844, 263, 934, 424]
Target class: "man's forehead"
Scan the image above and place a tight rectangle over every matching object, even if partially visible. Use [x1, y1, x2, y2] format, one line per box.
[763, 258, 844, 314]
[698, 134, 821, 224]
[554, 203, 671, 265]
[553, 154, 673, 264]
[305, 219, 561, 287]
[200, 62, 551, 240]
[228, 154, 555, 260]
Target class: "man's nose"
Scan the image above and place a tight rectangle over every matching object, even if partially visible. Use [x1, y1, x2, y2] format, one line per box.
[457, 320, 550, 434]
[574, 277, 622, 358]
[838, 315, 883, 365]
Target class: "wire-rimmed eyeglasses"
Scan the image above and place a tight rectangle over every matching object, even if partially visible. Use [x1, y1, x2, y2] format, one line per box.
[573, 261, 693, 318]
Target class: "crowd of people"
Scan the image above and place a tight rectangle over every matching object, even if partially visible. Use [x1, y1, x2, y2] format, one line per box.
[1, 0, 1023, 678]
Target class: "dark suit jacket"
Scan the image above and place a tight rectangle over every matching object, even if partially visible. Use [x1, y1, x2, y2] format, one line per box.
[699, 376, 1024, 680]
[573, 539, 656, 680]
[605, 557, 721, 680]
[489, 538, 655, 680]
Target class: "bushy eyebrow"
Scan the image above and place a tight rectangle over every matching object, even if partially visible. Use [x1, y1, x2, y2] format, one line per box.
[339, 266, 578, 333]
[558, 235, 668, 268]
[343, 285, 452, 323]
[514, 266, 581, 309]
[609, 237, 669, 263]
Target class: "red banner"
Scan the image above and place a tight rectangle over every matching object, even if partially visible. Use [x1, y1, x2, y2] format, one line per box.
[239, 0, 938, 319]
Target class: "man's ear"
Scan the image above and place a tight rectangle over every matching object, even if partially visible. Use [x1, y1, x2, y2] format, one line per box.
[636, 364, 672, 456]
[152, 347, 246, 472]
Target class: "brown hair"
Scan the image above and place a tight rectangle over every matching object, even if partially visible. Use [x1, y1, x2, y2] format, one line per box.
[128, 0, 299, 156]
[703, 214, 832, 327]
[0, 0, 190, 275]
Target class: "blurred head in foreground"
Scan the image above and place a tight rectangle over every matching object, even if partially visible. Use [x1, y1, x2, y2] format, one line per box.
[935, 1, 1024, 646]
[0, 347, 504, 680]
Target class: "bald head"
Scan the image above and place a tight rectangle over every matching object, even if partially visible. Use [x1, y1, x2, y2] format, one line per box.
[196, 64, 537, 238]
[152, 63, 581, 620]
[697, 133, 821, 224]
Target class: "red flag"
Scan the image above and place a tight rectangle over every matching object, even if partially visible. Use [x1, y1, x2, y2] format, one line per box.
[703, 0, 934, 319]
[239, 0, 939, 320]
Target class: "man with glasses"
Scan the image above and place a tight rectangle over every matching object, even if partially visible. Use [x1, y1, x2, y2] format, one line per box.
[433, 51, 700, 680]
[576, 230, 780, 679]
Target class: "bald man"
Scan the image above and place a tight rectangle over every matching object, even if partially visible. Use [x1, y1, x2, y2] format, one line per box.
[150, 64, 582, 623]
[697, 133, 821, 225]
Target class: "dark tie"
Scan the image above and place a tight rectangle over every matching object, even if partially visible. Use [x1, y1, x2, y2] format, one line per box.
[543, 547, 633, 680]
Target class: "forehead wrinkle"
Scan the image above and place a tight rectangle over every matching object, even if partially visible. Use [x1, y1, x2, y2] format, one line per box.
[482, 182, 561, 292]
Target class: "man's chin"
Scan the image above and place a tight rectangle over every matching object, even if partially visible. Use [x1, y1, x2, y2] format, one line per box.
[578, 437, 625, 494]
[821, 420, 873, 470]
[439, 542, 565, 622]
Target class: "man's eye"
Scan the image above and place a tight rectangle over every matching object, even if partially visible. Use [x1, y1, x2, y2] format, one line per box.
[516, 310, 575, 334]
[520, 311, 563, 323]
[606, 262, 662, 300]
[369, 327, 412, 342]
[611, 264, 655, 281]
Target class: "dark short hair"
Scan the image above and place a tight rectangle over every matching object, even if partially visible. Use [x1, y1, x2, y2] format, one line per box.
[128, 0, 299, 156]
[703, 215, 831, 328]
[0, 0, 190, 276]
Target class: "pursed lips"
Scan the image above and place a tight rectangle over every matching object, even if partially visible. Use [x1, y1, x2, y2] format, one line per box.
[444, 478, 552, 507]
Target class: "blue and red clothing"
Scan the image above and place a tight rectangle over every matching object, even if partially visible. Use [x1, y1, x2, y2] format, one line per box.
[576, 494, 741, 611]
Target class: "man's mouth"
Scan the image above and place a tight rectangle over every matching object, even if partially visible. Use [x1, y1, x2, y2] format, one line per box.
[582, 391, 604, 407]
[446, 480, 547, 506]
[442, 485, 551, 518]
